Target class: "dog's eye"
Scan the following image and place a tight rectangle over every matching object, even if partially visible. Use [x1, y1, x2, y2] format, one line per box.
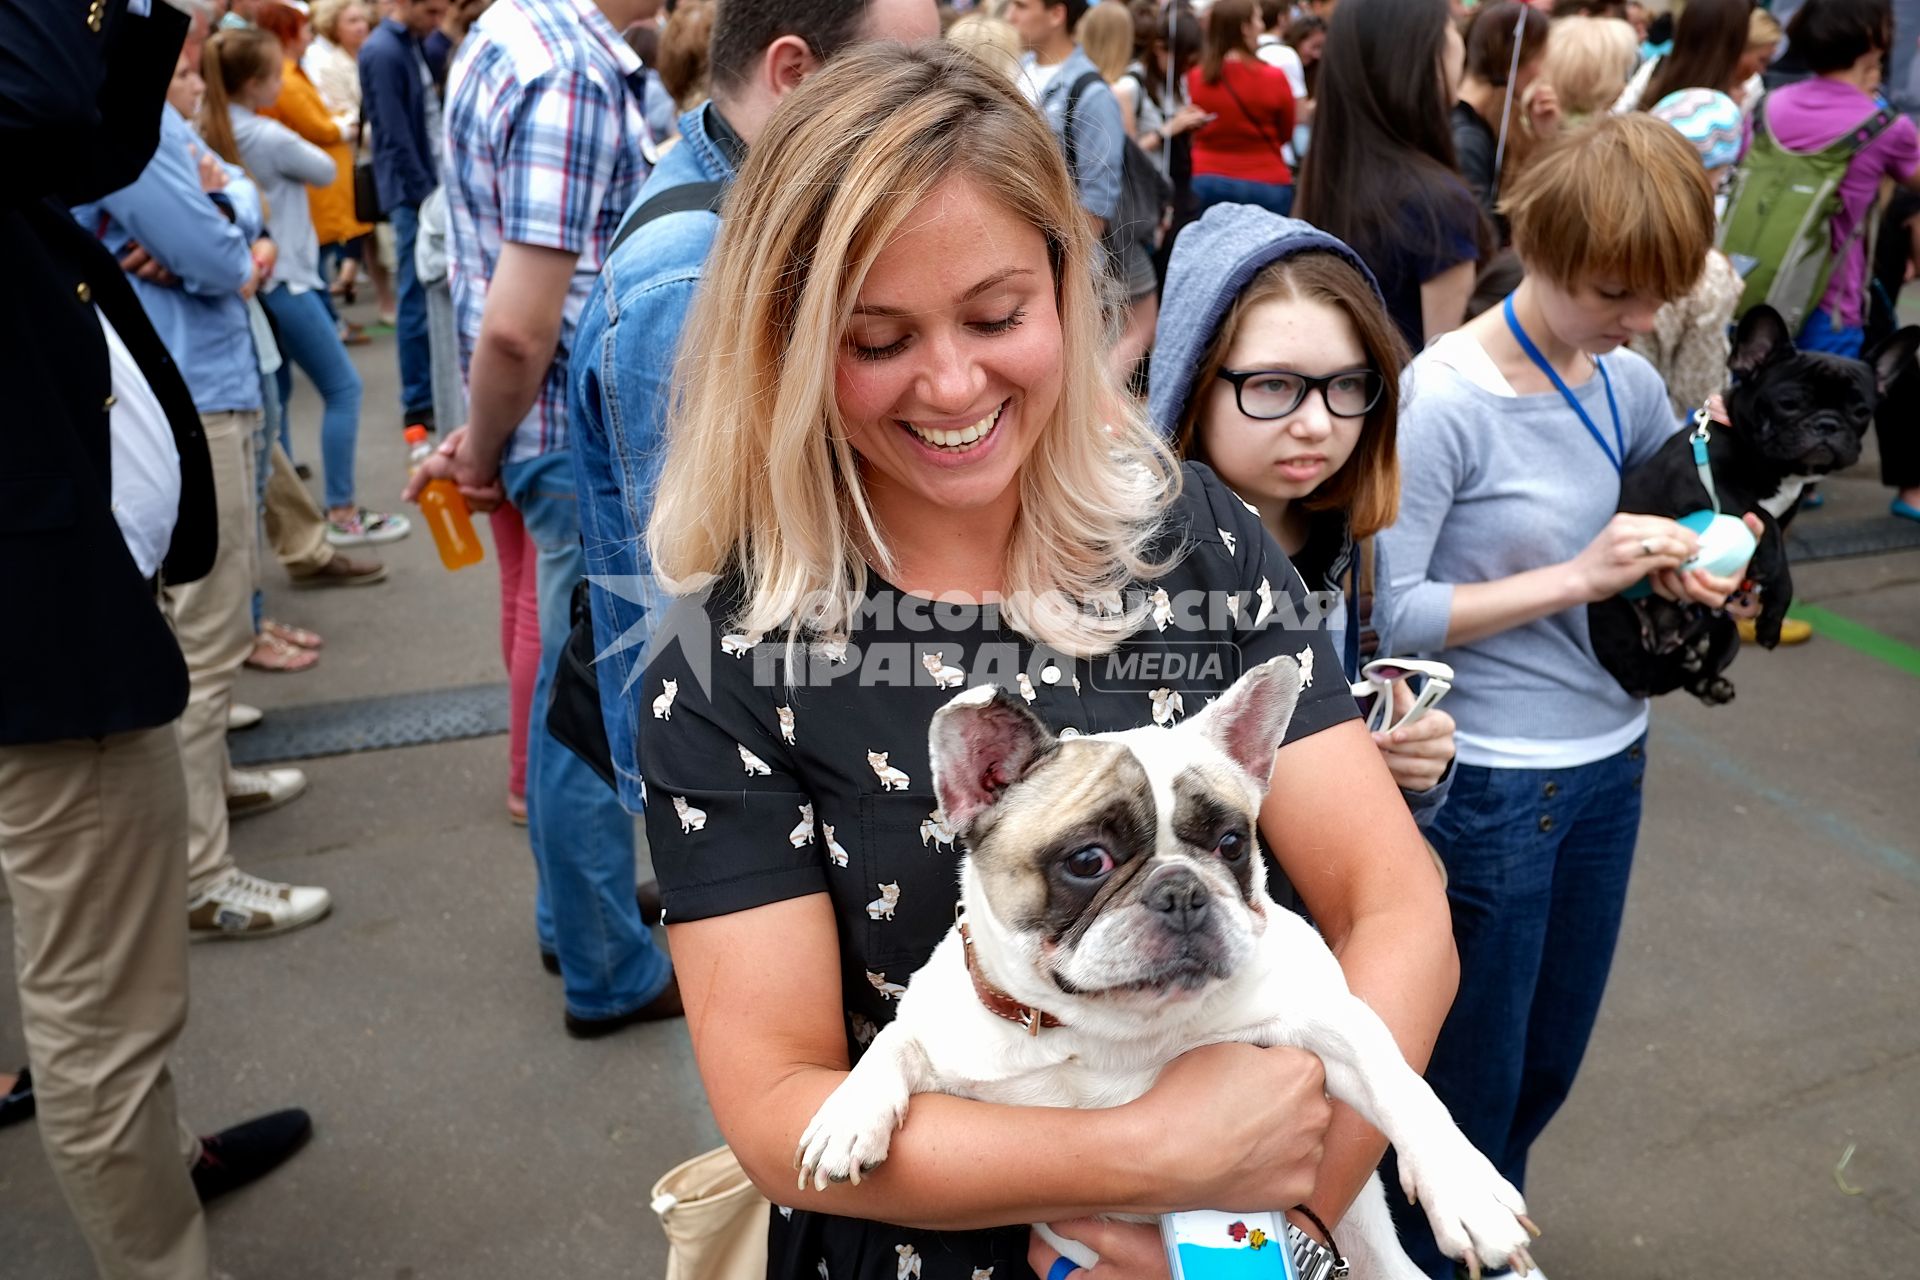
[1063, 846, 1114, 879]
[1216, 831, 1248, 862]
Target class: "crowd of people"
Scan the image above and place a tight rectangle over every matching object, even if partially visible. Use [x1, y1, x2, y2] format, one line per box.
[5, 0, 1920, 1277]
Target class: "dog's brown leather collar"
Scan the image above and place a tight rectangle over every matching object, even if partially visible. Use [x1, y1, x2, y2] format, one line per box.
[958, 920, 1064, 1036]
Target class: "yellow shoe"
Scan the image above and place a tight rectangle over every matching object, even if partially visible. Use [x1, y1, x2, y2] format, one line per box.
[1738, 617, 1813, 645]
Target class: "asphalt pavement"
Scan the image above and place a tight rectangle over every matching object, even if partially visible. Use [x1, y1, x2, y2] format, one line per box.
[3, 301, 1917, 1279]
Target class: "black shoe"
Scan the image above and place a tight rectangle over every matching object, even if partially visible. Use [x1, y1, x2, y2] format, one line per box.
[539, 881, 662, 976]
[563, 976, 684, 1039]
[293, 462, 313, 481]
[190, 1108, 312, 1204]
[403, 406, 436, 436]
[0, 1067, 33, 1128]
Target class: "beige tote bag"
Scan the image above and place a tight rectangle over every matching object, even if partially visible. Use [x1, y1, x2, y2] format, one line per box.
[650, 1145, 771, 1280]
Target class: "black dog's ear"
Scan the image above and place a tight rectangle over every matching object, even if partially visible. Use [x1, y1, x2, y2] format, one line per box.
[1730, 306, 1793, 376]
[1863, 325, 1920, 395]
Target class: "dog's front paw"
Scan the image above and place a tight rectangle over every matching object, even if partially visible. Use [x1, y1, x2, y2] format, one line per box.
[794, 1077, 908, 1192]
[1399, 1140, 1538, 1277]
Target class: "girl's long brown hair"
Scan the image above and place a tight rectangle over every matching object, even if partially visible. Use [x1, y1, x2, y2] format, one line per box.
[1636, 0, 1752, 109]
[199, 27, 282, 168]
[1174, 251, 1408, 541]
[1201, 0, 1259, 84]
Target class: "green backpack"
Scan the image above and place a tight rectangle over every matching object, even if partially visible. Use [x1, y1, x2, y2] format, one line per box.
[1717, 94, 1898, 333]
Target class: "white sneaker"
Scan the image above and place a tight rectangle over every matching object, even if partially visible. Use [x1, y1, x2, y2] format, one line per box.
[326, 507, 411, 546]
[229, 702, 264, 731]
[188, 868, 332, 940]
[226, 767, 308, 819]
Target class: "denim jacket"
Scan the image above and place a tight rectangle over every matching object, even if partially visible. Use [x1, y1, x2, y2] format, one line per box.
[568, 103, 737, 814]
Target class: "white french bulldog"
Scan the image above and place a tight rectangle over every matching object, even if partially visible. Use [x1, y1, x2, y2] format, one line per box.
[795, 656, 1537, 1279]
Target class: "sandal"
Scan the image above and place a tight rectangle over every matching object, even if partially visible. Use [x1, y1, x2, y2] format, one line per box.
[244, 633, 320, 673]
[262, 619, 323, 650]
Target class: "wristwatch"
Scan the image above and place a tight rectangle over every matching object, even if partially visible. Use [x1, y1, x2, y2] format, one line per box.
[1284, 1219, 1350, 1280]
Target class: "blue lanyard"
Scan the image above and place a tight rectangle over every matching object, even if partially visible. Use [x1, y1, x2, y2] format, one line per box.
[1502, 295, 1625, 474]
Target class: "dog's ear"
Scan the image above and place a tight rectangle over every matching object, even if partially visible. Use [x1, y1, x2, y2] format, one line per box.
[1863, 324, 1920, 395]
[1189, 656, 1302, 789]
[1730, 306, 1793, 377]
[929, 686, 1056, 829]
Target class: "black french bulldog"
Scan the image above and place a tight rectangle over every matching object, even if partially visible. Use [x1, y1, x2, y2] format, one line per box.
[1589, 305, 1920, 705]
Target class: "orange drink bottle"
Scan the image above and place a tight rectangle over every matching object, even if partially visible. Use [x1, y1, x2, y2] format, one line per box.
[404, 425, 484, 570]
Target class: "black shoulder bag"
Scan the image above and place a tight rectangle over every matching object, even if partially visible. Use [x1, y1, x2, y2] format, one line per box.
[352, 120, 387, 225]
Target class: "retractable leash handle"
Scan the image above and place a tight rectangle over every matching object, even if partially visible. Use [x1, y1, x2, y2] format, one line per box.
[1620, 405, 1757, 598]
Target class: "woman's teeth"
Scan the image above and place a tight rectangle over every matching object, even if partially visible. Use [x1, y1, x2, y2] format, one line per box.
[903, 403, 1003, 451]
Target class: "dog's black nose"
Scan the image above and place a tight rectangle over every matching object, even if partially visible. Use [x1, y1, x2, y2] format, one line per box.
[1146, 868, 1209, 934]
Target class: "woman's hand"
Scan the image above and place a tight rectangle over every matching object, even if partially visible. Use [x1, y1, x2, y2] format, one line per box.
[1566, 512, 1701, 602]
[1374, 680, 1455, 794]
[1163, 104, 1211, 138]
[1029, 1219, 1169, 1279]
[1645, 512, 1766, 608]
[1124, 1042, 1332, 1213]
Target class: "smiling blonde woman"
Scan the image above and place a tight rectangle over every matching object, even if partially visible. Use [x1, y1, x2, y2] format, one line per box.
[648, 39, 1170, 659]
[638, 41, 1457, 1280]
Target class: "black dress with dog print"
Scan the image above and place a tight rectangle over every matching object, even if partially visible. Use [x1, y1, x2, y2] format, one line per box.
[639, 462, 1358, 1280]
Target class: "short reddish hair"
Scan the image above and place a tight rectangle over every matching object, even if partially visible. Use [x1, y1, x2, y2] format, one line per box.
[255, 0, 309, 46]
[1504, 114, 1714, 301]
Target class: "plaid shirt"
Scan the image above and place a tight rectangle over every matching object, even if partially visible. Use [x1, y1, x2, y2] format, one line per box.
[444, 0, 652, 463]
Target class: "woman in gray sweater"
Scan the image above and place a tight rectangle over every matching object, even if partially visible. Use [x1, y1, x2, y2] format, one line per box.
[1376, 116, 1763, 1277]
[202, 26, 406, 548]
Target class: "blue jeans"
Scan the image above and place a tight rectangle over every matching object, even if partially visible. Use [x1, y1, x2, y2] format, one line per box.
[389, 202, 436, 419]
[1191, 174, 1294, 217]
[1383, 736, 1648, 1277]
[263, 284, 363, 510]
[501, 449, 671, 1018]
[1798, 308, 1865, 359]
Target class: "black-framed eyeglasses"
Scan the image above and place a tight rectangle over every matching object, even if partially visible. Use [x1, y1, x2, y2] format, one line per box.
[1216, 368, 1385, 420]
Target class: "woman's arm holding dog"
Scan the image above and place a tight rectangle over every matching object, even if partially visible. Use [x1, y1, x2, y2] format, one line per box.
[669, 894, 1336, 1231]
[1261, 718, 1459, 1243]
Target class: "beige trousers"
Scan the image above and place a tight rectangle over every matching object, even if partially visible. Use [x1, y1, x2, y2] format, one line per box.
[164, 410, 257, 895]
[0, 725, 209, 1280]
[262, 439, 333, 578]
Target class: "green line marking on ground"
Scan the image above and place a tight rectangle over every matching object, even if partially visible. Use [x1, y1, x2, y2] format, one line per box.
[1788, 602, 1920, 679]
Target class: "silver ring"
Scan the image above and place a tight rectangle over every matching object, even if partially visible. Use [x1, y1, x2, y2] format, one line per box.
[1640, 538, 1658, 557]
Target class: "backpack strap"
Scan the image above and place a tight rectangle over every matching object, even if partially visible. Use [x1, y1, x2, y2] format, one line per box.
[609, 179, 727, 257]
[1061, 70, 1106, 185]
[1848, 103, 1902, 155]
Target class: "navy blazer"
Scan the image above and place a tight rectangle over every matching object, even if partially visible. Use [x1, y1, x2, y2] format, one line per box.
[0, 0, 216, 745]
[358, 18, 439, 212]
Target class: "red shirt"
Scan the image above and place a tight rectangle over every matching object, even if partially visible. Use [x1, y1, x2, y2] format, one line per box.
[1187, 56, 1296, 185]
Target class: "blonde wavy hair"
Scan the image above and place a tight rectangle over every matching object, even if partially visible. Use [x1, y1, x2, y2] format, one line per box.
[1540, 15, 1639, 121]
[647, 41, 1179, 658]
